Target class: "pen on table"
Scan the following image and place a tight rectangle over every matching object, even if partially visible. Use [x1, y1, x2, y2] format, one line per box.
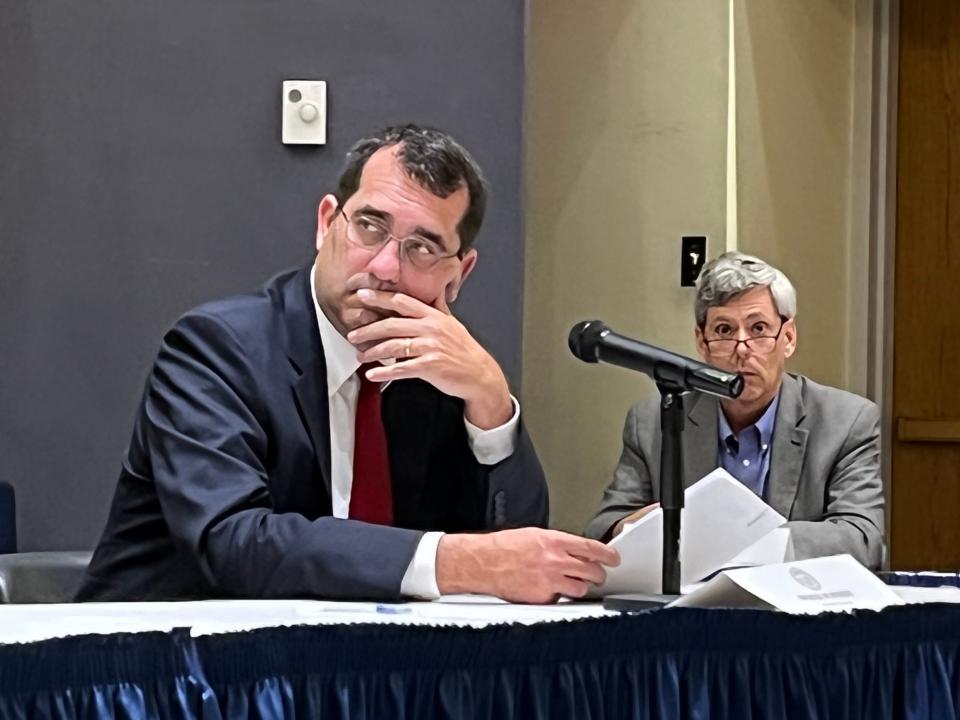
[316, 604, 413, 614]
[374, 604, 412, 614]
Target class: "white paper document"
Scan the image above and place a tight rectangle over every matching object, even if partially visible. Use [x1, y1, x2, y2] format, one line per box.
[892, 585, 960, 605]
[594, 468, 787, 596]
[722, 527, 795, 570]
[671, 554, 904, 614]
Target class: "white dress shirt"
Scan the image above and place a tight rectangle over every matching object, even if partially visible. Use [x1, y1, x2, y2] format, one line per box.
[310, 268, 520, 598]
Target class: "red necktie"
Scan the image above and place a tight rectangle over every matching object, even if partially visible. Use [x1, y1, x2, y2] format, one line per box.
[348, 364, 394, 525]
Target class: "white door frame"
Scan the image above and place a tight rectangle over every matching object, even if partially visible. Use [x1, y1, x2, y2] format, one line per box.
[863, 0, 899, 561]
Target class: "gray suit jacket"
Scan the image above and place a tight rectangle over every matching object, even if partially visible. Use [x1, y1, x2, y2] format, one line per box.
[585, 373, 884, 569]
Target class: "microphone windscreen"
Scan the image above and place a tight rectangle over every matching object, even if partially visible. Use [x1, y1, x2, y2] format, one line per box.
[568, 320, 606, 362]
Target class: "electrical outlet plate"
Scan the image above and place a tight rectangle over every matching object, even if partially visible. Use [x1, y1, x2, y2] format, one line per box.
[680, 236, 707, 287]
[282, 80, 327, 145]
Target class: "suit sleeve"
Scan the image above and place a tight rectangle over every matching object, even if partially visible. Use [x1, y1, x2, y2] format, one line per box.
[436, 399, 547, 532]
[584, 402, 657, 541]
[481, 418, 548, 529]
[786, 402, 885, 569]
[147, 311, 423, 600]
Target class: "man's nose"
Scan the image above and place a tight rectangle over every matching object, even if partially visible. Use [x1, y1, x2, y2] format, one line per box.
[734, 330, 752, 357]
[366, 238, 402, 283]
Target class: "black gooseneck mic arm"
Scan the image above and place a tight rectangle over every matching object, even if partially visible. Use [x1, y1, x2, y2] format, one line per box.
[569, 320, 744, 596]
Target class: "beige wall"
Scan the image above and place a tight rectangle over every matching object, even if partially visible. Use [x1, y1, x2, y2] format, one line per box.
[734, 0, 867, 392]
[524, 1, 872, 533]
[524, 0, 729, 532]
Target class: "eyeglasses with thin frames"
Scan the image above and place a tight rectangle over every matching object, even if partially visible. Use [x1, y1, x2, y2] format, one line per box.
[702, 316, 788, 356]
[337, 207, 461, 270]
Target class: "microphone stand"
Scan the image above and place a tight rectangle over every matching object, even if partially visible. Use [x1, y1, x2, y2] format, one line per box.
[566, 320, 745, 611]
[658, 382, 685, 596]
[603, 381, 687, 612]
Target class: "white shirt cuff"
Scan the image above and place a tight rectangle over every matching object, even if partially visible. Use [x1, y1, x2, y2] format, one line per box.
[400, 531, 444, 599]
[464, 394, 520, 465]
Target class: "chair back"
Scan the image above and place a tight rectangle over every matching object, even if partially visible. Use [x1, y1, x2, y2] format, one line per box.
[0, 551, 93, 603]
[0, 482, 16, 554]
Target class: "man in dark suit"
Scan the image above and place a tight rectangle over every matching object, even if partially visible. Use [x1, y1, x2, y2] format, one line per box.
[79, 125, 618, 603]
[586, 252, 884, 568]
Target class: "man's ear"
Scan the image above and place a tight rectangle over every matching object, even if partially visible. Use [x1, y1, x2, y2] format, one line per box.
[694, 325, 710, 363]
[783, 318, 798, 359]
[315, 194, 339, 252]
[445, 248, 478, 302]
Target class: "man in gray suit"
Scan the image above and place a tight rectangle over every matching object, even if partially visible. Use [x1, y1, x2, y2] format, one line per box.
[585, 252, 884, 569]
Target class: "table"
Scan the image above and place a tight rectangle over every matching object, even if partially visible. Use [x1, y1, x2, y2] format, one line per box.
[0, 598, 958, 719]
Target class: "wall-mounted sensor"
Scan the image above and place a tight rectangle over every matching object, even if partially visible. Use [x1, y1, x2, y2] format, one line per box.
[282, 80, 327, 145]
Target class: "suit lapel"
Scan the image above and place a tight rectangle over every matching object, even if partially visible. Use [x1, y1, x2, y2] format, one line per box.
[283, 267, 332, 492]
[766, 374, 808, 519]
[683, 393, 719, 489]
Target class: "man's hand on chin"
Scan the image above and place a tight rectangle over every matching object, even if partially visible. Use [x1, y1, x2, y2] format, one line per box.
[346, 288, 513, 429]
[338, 283, 401, 345]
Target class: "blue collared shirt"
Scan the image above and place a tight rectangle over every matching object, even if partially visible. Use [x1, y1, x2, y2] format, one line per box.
[717, 394, 780, 498]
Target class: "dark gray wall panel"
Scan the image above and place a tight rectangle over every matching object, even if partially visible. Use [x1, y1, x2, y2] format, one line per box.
[0, 1, 526, 550]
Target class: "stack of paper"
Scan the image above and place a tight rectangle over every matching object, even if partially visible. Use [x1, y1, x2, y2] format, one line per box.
[593, 468, 788, 596]
[671, 554, 904, 613]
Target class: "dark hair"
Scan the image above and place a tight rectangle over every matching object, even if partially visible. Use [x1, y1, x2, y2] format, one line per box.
[335, 124, 488, 253]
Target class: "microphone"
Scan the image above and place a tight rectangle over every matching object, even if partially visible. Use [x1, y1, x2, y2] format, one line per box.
[568, 320, 744, 398]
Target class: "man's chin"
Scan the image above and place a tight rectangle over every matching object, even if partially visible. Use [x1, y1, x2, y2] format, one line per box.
[734, 377, 765, 402]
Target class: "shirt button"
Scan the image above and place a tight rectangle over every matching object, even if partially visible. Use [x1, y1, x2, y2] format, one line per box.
[742, 459, 751, 467]
[762, 444, 768, 451]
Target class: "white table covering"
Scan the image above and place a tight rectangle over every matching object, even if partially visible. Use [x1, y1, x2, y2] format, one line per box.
[0, 597, 617, 645]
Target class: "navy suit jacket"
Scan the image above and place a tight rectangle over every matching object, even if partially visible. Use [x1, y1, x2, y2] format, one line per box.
[78, 267, 548, 601]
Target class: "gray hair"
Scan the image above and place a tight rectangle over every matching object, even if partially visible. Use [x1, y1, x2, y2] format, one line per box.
[694, 251, 797, 327]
